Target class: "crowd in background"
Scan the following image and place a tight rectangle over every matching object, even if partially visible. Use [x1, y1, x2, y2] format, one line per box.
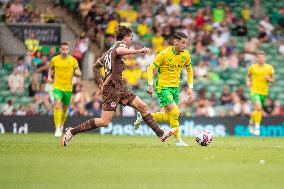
[1, 0, 284, 117]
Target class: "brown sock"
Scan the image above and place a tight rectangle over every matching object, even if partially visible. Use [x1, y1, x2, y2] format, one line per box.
[142, 113, 164, 137]
[71, 118, 97, 135]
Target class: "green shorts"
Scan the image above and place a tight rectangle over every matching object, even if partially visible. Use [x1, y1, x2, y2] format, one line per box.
[156, 87, 179, 107]
[53, 88, 72, 105]
[251, 92, 267, 107]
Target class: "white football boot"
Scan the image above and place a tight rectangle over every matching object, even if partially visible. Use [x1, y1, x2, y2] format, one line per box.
[54, 127, 63, 137]
[61, 127, 74, 146]
[248, 120, 254, 135]
[133, 112, 143, 130]
[254, 124, 260, 136]
[175, 138, 189, 146]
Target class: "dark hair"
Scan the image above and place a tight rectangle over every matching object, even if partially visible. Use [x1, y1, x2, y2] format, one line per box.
[174, 32, 188, 40]
[115, 25, 132, 41]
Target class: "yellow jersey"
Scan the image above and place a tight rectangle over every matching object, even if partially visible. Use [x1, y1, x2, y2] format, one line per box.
[51, 55, 79, 92]
[147, 46, 193, 92]
[247, 63, 274, 96]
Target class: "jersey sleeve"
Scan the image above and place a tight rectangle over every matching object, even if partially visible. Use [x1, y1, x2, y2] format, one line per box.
[247, 65, 253, 76]
[147, 52, 164, 85]
[50, 57, 55, 70]
[185, 53, 193, 88]
[73, 58, 79, 70]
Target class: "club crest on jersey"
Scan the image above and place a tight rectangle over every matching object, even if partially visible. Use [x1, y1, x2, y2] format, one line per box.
[111, 102, 116, 108]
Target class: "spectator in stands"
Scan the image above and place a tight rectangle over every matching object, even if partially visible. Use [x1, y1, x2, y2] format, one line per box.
[8, 67, 24, 93]
[74, 32, 90, 64]
[230, 96, 250, 116]
[195, 60, 208, 80]
[220, 85, 233, 106]
[26, 103, 36, 116]
[259, 16, 274, 36]
[47, 46, 56, 61]
[234, 19, 247, 37]
[31, 50, 42, 69]
[28, 73, 40, 96]
[212, 29, 229, 48]
[42, 6, 55, 23]
[72, 83, 90, 115]
[15, 56, 29, 77]
[263, 96, 275, 116]
[31, 7, 41, 23]
[258, 25, 269, 43]
[17, 105, 26, 115]
[89, 100, 102, 117]
[79, 0, 95, 20]
[252, 0, 266, 19]
[1, 99, 13, 115]
[17, 7, 31, 22]
[218, 45, 230, 69]
[213, 3, 224, 23]
[240, 4, 250, 23]
[85, 92, 102, 112]
[9, 0, 23, 17]
[34, 83, 52, 113]
[25, 31, 40, 53]
[35, 54, 49, 78]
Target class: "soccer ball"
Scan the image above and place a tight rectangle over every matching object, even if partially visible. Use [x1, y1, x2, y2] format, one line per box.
[196, 130, 213, 146]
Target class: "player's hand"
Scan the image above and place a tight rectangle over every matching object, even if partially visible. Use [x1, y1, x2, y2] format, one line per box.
[264, 75, 272, 82]
[246, 80, 251, 87]
[187, 88, 193, 102]
[47, 77, 53, 83]
[147, 85, 155, 97]
[139, 47, 151, 54]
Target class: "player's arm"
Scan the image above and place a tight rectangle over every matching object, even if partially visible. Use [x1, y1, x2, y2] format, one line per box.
[146, 52, 164, 96]
[92, 57, 104, 87]
[185, 59, 193, 101]
[74, 69, 82, 77]
[116, 46, 150, 56]
[265, 66, 275, 82]
[47, 59, 54, 83]
[246, 66, 252, 87]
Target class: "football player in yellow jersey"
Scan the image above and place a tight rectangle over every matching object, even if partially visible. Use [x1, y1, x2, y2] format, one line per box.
[47, 42, 81, 137]
[246, 51, 275, 136]
[134, 32, 193, 146]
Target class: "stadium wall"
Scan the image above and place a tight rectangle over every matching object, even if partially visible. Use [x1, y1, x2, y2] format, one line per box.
[0, 116, 284, 137]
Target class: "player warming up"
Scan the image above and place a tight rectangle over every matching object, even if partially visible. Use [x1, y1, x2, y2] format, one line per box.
[134, 32, 193, 146]
[246, 51, 275, 136]
[48, 42, 82, 137]
[62, 26, 177, 146]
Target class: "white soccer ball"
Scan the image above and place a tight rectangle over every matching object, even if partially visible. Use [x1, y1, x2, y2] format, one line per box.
[195, 130, 213, 146]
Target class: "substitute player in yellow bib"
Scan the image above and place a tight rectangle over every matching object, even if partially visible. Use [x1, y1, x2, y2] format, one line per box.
[246, 51, 275, 136]
[48, 42, 81, 137]
[134, 32, 193, 146]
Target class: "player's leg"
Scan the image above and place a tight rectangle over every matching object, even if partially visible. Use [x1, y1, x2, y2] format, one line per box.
[129, 96, 177, 141]
[62, 110, 115, 146]
[53, 88, 63, 137]
[249, 93, 264, 135]
[133, 89, 170, 130]
[60, 91, 72, 134]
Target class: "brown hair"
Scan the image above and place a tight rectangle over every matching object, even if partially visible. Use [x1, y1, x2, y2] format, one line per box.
[115, 26, 132, 41]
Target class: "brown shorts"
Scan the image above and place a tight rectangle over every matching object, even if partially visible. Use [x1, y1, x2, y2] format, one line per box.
[102, 80, 136, 111]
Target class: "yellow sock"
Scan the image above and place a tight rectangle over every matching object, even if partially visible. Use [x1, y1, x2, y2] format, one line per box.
[53, 108, 61, 128]
[152, 112, 170, 122]
[61, 111, 68, 126]
[169, 106, 180, 139]
[253, 110, 262, 125]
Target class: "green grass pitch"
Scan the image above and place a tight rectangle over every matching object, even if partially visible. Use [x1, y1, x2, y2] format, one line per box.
[0, 134, 284, 189]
